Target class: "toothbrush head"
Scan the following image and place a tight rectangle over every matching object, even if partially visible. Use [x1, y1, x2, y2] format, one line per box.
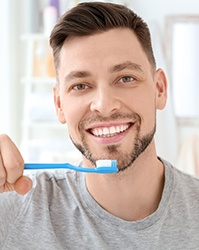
[95, 159, 118, 173]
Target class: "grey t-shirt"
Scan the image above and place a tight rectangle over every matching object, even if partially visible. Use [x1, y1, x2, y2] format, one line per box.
[1, 159, 199, 250]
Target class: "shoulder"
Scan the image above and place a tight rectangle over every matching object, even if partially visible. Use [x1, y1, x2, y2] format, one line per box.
[163, 158, 199, 200]
[174, 167, 199, 197]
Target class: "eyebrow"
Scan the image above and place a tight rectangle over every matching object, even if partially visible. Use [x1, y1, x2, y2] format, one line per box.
[109, 61, 144, 74]
[64, 70, 91, 83]
[64, 61, 144, 84]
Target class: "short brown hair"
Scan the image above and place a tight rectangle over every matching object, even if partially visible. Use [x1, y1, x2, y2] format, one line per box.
[50, 1, 156, 73]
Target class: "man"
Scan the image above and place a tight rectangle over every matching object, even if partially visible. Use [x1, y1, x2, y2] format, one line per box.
[0, 2, 199, 249]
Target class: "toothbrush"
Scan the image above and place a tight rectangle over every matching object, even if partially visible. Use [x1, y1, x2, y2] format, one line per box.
[24, 159, 118, 174]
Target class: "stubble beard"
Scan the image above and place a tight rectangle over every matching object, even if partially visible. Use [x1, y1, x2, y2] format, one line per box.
[70, 113, 156, 172]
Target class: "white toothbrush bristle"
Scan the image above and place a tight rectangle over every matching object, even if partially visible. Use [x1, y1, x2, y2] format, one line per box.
[96, 160, 112, 168]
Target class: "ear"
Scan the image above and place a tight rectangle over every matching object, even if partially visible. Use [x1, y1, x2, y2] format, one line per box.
[155, 68, 168, 110]
[53, 84, 66, 124]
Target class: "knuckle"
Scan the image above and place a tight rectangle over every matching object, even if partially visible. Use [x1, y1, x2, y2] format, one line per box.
[7, 159, 24, 172]
[6, 160, 24, 184]
[0, 176, 6, 186]
[0, 170, 6, 186]
[0, 134, 10, 142]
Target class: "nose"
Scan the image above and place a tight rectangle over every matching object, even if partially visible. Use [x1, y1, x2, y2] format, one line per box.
[90, 87, 122, 116]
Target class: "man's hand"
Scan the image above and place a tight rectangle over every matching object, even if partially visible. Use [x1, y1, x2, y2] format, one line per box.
[0, 134, 32, 195]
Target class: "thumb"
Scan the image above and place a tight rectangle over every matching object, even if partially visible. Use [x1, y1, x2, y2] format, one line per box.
[14, 176, 33, 195]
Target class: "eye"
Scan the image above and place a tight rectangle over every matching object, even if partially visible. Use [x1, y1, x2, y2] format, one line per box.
[72, 83, 89, 91]
[118, 76, 135, 83]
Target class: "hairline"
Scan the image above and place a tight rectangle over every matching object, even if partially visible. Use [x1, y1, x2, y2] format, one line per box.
[54, 28, 156, 79]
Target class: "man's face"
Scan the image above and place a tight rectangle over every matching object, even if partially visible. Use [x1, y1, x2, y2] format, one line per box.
[54, 28, 167, 171]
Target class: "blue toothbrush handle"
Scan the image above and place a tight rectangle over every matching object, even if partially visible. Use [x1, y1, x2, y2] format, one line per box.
[25, 163, 74, 170]
[24, 161, 118, 174]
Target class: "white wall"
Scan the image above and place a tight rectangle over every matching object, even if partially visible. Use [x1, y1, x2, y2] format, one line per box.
[0, 2, 11, 135]
[0, 0, 21, 144]
[129, 0, 199, 28]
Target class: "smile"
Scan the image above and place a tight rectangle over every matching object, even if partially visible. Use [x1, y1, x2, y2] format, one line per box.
[89, 123, 131, 138]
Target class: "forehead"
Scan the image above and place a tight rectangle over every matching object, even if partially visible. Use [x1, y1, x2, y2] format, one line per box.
[58, 28, 150, 75]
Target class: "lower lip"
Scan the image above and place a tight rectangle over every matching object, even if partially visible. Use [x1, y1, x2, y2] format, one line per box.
[88, 124, 133, 145]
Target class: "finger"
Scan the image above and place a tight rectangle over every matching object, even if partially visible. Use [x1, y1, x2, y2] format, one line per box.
[14, 176, 33, 195]
[0, 153, 6, 187]
[0, 134, 24, 184]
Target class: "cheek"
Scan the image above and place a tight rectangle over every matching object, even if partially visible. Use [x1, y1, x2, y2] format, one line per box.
[125, 88, 155, 112]
[63, 102, 85, 133]
[134, 91, 156, 129]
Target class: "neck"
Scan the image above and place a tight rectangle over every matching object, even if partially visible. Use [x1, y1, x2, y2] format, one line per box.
[85, 152, 165, 221]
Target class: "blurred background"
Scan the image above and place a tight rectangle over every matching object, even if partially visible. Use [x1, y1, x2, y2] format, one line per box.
[1, 0, 199, 175]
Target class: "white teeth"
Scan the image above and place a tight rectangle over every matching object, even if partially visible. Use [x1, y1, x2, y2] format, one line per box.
[116, 126, 120, 133]
[104, 127, 109, 135]
[91, 124, 130, 137]
[98, 128, 103, 136]
[110, 126, 116, 134]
